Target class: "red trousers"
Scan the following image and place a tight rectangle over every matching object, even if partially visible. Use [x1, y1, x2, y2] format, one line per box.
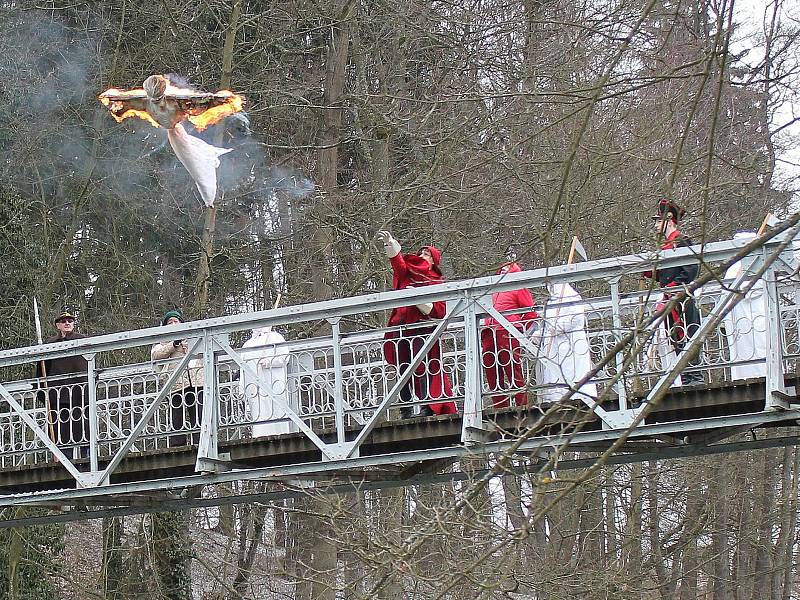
[384, 327, 457, 415]
[481, 328, 528, 408]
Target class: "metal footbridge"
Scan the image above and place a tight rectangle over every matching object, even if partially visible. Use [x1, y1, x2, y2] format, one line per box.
[1, 231, 800, 525]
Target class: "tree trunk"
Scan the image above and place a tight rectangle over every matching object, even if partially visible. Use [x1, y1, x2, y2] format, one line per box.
[292, 5, 354, 598]
[758, 0, 780, 194]
[579, 467, 604, 569]
[195, 0, 242, 314]
[780, 446, 799, 600]
[603, 466, 618, 566]
[375, 486, 405, 599]
[310, 0, 353, 301]
[710, 460, 731, 600]
[502, 463, 527, 542]
[647, 462, 673, 599]
[734, 457, 755, 600]
[102, 516, 124, 600]
[151, 511, 193, 600]
[7, 510, 23, 600]
[229, 503, 267, 600]
[461, 455, 490, 541]
[623, 464, 642, 579]
[292, 494, 337, 600]
[678, 478, 702, 600]
[753, 450, 777, 599]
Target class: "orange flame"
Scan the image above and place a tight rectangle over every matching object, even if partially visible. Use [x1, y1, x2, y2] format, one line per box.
[112, 109, 162, 128]
[187, 92, 244, 131]
[99, 88, 161, 128]
[98, 81, 245, 131]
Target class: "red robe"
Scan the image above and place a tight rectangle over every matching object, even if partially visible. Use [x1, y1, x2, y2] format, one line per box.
[481, 263, 538, 407]
[383, 247, 457, 415]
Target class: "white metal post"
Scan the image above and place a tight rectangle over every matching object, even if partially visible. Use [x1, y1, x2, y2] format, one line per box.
[328, 317, 346, 448]
[763, 260, 788, 410]
[85, 353, 99, 472]
[197, 331, 219, 470]
[609, 278, 628, 410]
[461, 296, 483, 443]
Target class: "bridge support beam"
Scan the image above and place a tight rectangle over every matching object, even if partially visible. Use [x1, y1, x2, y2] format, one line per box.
[461, 295, 483, 444]
[197, 332, 222, 473]
[763, 260, 790, 410]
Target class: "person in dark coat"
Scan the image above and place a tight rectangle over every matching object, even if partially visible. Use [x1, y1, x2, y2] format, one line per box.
[377, 231, 457, 418]
[34, 309, 89, 455]
[644, 200, 703, 385]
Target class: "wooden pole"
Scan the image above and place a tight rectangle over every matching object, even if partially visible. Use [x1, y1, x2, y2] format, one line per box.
[273, 293, 282, 310]
[567, 236, 578, 265]
[757, 213, 774, 236]
[33, 299, 58, 448]
[37, 360, 58, 446]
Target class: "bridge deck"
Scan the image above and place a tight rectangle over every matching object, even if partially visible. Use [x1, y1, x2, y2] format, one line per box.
[2, 377, 797, 496]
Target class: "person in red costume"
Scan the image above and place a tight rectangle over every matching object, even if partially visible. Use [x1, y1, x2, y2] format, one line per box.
[644, 199, 703, 385]
[376, 231, 458, 418]
[481, 262, 538, 407]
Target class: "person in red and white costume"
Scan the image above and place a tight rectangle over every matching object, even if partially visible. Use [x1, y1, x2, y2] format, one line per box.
[480, 262, 537, 407]
[377, 231, 457, 418]
[644, 199, 703, 386]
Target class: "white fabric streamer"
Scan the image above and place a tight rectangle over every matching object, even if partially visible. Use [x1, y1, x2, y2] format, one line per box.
[167, 123, 232, 207]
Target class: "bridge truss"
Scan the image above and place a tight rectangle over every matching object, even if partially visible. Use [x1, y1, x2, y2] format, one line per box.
[1, 229, 800, 526]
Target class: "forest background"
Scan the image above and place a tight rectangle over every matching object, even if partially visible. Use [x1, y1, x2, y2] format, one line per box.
[0, 0, 799, 598]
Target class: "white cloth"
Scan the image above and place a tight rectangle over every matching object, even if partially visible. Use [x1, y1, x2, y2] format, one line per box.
[167, 122, 232, 207]
[536, 282, 598, 403]
[240, 326, 292, 437]
[723, 232, 767, 380]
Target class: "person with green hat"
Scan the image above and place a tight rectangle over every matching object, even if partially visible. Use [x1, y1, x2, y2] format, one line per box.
[161, 309, 183, 326]
[151, 308, 205, 446]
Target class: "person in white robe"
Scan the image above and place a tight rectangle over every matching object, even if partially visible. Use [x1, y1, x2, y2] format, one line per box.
[723, 232, 767, 380]
[535, 282, 598, 404]
[240, 326, 292, 437]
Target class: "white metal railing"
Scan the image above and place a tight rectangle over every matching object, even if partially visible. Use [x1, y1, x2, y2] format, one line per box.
[0, 233, 797, 488]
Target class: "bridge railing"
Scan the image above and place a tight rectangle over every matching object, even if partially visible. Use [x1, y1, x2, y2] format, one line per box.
[0, 234, 796, 486]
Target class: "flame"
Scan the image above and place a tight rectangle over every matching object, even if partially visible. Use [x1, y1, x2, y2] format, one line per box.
[111, 109, 162, 128]
[157, 81, 245, 131]
[99, 82, 245, 132]
[187, 92, 244, 131]
[99, 88, 161, 128]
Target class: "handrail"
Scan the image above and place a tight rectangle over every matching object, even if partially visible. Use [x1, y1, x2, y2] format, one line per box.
[0, 235, 790, 367]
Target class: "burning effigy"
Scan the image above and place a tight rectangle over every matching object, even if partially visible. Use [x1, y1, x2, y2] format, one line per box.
[98, 75, 245, 207]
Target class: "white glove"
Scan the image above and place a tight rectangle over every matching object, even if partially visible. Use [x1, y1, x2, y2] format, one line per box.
[416, 302, 433, 315]
[376, 230, 401, 258]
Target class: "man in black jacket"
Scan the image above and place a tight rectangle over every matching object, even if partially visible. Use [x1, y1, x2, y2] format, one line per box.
[644, 200, 704, 385]
[35, 309, 89, 456]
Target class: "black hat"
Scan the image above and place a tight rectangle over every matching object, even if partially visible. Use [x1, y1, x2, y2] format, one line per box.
[652, 199, 686, 223]
[54, 309, 76, 324]
[161, 309, 184, 326]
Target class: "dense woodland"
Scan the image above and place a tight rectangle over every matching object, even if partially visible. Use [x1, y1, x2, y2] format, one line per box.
[0, 0, 799, 598]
